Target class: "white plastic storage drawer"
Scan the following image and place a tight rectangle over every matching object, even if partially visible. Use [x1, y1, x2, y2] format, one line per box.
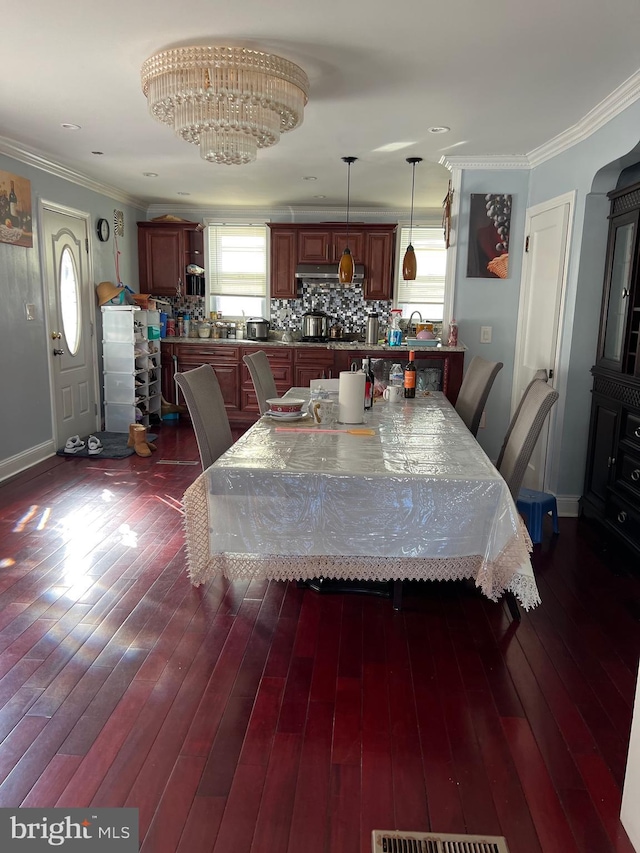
[102, 310, 136, 343]
[103, 342, 147, 373]
[104, 402, 137, 433]
[104, 373, 138, 404]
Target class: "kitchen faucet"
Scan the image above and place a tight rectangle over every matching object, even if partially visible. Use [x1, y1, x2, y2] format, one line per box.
[408, 310, 423, 335]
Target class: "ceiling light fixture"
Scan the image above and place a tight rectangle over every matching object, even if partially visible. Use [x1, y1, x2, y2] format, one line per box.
[61, 123, 81, 131]
[428, 126, 450, 134]
[143, 172, 158, 177]
[403, 156, 423, 281]
[338, 156, 357, 284]
[141, 46, 309, 166]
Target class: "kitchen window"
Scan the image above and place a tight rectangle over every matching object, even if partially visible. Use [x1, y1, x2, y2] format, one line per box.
[395, 226, 446, 321]
[207, 224, 268, 319]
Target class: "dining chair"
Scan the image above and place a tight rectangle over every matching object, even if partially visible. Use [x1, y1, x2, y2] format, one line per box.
[243, 350, 278, 415]
[497, 379, 559, 501]
[496, 369, 548, 471]
[174, 364, 233, 470]
[454, 355, 504, 436]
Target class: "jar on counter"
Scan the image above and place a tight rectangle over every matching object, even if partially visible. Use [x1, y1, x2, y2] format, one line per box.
[198, 321, 211, 338]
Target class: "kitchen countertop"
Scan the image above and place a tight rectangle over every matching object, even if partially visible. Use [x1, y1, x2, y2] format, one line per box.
[163, 337, 466, 353]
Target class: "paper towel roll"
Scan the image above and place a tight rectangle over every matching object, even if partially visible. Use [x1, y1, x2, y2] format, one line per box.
[338, 371, 365, 424]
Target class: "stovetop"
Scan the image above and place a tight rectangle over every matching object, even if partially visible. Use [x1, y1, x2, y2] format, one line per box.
[301, 335, 329, 343]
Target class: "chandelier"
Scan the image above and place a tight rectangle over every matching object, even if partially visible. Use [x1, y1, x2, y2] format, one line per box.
[141, 46, 309, 166]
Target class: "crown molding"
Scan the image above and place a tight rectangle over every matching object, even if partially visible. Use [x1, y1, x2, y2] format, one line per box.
[0, 136, 146, 209]
[144, 203, 443, 223]
[439, 154, 530, 171]
[527, 68, 640, 167]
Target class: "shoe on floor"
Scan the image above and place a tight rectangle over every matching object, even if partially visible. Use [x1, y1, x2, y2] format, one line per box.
[88, 435, 103, 455]
[64, 435, 85, 454]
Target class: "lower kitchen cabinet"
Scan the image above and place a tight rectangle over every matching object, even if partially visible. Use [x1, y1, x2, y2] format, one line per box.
[241, 347, 293, 414]
[294, 348, 335, 386]
[165, 342, 464, 431]
[175, 345, 242, 413]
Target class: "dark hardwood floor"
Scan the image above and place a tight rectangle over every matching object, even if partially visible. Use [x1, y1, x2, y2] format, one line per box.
[0, 420, 638, 852]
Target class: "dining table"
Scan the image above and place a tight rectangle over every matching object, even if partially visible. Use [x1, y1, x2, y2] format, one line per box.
[182, 388, 539, 611]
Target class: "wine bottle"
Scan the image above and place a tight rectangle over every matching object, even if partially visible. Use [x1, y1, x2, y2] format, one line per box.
[404, 351, 416, 398]
[362, 357, 374, 410]
[9, 181, 18, 226]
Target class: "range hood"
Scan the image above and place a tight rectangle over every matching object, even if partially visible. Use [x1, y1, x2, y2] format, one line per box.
[294, 262, 365, 281]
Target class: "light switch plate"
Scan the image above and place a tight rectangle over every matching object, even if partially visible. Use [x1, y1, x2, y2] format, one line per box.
[480, 325, 492, 343]
[25, 303, 36, 321]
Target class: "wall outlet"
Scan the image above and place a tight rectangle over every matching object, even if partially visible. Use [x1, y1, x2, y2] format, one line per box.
[480, 326, 492, 343]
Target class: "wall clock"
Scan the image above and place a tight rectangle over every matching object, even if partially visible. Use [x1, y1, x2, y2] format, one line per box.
[96, 218, 110, 242]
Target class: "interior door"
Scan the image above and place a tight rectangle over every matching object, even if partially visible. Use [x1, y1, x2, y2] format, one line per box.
[512, 193, 573, 491]
[43, 204, 99, 445]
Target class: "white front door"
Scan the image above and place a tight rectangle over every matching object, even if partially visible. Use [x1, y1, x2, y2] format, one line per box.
[42, 204, 99, 445]
[512, 192, 573, 491]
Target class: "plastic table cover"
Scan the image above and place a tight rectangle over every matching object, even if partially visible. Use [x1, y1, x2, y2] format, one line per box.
[183, 390, 539, 609]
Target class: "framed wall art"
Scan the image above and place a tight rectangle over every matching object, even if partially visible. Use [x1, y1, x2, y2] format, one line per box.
[467, 193, 511, 278]
[0, 170, 32, 248]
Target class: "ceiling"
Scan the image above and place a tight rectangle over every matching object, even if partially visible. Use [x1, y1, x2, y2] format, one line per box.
[3, 0, 640, 214]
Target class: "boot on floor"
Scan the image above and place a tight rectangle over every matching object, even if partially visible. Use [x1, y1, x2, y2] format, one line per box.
[161, 395, 187, 416]
[129, 424, 152, 458]
[127, 423, 156, 452]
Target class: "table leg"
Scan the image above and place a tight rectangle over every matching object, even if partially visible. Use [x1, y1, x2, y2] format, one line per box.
[392, 580, 403, 611]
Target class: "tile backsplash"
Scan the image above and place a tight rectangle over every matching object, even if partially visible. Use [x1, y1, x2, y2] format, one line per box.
[270, 282, 391, 334]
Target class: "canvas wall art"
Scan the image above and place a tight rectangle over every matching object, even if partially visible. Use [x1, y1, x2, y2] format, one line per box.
[0, 170, 33, 248]
[467, 193, 511, 278]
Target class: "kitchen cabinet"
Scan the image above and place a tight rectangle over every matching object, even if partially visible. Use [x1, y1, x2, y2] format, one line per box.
[582, 179, 640, 560]
[269, 227, 298, 299]
[175, 344, 241, 413]
[241, 347, 293, 413]
[268, 223, 397, 300]
[294, 348, 335, 386]
[298, 229, 365, 264]
[138, 221, 205, 297]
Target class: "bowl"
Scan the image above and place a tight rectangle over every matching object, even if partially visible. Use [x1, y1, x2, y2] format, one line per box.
[266, 397, 305, 414]
[405, 338, 440, 348]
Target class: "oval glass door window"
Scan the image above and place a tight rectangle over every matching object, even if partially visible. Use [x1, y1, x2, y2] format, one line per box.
[59, 246, 80, 355]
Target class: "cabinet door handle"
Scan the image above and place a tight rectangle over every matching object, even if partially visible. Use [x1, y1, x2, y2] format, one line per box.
[608, 456, 616, 468]
[617, 511, 627, 524]
[635, 426, 640, 438]
[632, 469, 640, 482]
[622, 288, 629, 299]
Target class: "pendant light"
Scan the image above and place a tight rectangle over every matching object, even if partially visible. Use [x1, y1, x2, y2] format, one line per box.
[403, 156, 423, 280]
[339, 156, 357, 284]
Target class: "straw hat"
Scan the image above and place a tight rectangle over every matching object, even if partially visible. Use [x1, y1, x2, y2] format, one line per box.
[96, 281, 123, 305]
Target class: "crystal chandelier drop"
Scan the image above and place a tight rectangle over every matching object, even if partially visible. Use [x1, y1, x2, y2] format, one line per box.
[141, 46, 310, 165]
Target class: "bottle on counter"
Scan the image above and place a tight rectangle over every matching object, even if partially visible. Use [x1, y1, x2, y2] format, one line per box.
[176, 315, 184, 337]
[389, 363, 404, 387]
[362, 357, 374, 410]
[365, 312, 380, 345]
[388, 309, 403, 347]
[447, 318, 458, 347]
[183, 314, 190, 337]
[404, 351, 417, 398]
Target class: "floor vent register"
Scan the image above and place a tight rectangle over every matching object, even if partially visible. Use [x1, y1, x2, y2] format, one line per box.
[371, 830, 510, 853]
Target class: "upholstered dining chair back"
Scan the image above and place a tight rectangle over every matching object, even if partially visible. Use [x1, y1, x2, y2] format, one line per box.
[496, 369, 548, 470]
[175, 365, 233, 470]
[454, 356, 504, 436]
[243, 350, 278, 415]
[497, 379, 559, 500]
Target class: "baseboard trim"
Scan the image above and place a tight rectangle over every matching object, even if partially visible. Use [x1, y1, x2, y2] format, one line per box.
[557, 495, 581, 517]
[0, 441, 56, 484]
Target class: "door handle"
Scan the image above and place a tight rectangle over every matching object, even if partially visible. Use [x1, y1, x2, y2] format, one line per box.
[52, 348, 65, 356]
[51, 331, 62, 340]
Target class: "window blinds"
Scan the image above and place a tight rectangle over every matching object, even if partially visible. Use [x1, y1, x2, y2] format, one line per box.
[396, 226, 447, 304]
[207, 225, 267, 296]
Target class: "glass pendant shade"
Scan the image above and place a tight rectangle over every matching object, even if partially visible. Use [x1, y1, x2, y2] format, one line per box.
[402, 245, 417, 280]
[339, 248, 354, 284]
[339, 156, 358, 283]
[403, 156, 423, 280]
[141, 46, 309, 165]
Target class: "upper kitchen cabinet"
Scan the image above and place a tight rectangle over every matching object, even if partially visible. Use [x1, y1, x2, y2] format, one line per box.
[138, 221, 204, 297]
[268, 223, 397, 300]
[298, 228, 365, 264]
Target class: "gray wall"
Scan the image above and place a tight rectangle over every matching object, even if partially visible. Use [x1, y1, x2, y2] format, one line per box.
[0, 151, 142, 472]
